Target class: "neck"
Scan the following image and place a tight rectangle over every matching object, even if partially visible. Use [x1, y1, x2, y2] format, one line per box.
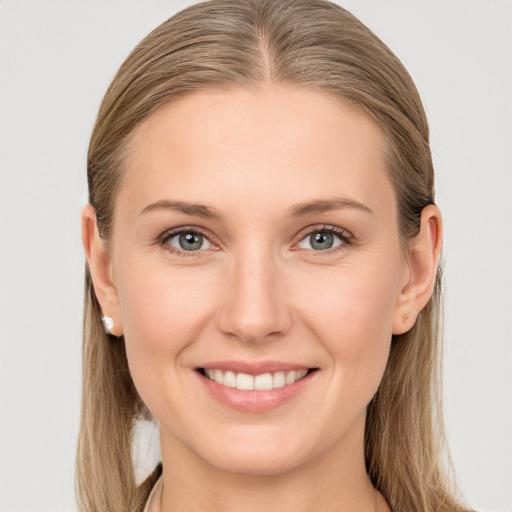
[158, 420, 388, 512]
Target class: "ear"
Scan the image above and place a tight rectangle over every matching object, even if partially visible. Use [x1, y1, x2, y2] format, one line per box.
[392, 204, 443, 335]
[81, 204, 123, 336]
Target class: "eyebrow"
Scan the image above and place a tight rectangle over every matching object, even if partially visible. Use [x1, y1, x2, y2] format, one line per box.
[139, 196, 373, 220]
[288, 197, 373, 217]
[139, 200, 223, 220]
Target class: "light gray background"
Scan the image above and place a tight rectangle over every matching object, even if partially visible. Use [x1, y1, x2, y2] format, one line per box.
[1, 1, 511, 511]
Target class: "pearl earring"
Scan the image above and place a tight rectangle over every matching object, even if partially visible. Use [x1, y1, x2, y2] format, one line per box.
[102, 315, 114, 334]
[403, 310, 418, 322]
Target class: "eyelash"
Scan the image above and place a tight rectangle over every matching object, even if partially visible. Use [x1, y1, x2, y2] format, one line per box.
[158, 226, 215, 257]
[158, 224, 353, 257]
[295, 224, 353, 255]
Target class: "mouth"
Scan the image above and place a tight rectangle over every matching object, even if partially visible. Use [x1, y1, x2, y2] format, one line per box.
[196, 367, 318, 391]
[194, 361, 319, 411]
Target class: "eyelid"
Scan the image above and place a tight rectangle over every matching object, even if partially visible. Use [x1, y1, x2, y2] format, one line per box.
[293, 224, 353, 252]
[158, 225, 219, 256]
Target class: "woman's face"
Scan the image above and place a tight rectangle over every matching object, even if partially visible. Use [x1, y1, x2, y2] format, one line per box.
[108, 86, 410, 475]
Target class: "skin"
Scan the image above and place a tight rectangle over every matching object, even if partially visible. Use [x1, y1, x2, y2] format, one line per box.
[82, 85, 442, 512]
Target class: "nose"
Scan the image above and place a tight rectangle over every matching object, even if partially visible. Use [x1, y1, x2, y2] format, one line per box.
[217, 247, 293, 344]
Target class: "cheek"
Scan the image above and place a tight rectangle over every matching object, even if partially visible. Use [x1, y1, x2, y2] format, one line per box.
[118, 254, 213, 337]
[298, 255, 400, 336]
[114, 259, 216, 405]
[294, 256, 401, 393]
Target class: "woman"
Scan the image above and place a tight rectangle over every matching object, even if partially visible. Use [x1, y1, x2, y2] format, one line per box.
[78, 0, 470, 511]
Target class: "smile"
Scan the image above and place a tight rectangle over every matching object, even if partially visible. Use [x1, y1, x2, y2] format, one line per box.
[195, 363, 318, 412]
[202, 368, 310, 390]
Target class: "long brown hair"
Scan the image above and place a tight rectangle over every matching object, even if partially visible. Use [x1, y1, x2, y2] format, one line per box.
[78, 1, 468, 511]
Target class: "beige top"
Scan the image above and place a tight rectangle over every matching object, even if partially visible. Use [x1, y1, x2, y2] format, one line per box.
[143, 475, 163, 512]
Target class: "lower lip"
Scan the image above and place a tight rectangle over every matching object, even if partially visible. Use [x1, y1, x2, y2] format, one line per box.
[195, 370, 316, 412]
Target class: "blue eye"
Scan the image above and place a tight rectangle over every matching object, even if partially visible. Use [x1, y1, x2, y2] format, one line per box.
[297, 228, 349, 251]
[165, 230, 212, 252]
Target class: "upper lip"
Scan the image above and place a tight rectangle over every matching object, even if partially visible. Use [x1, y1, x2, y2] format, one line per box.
[196, 360, 316, 375]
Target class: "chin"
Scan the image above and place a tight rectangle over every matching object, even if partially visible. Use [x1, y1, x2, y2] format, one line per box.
[207, 449, 306, 477]
[189, 429, 315, 477]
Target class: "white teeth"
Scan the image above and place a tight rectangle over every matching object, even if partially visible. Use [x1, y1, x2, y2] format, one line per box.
[236, 372, 254, 390]
[296, 369, 308, 379]
[204, 368, 310, 390]
[214, 369, 223, 383]
[223, 370, 236, 388]
[254, 373, 273, 390]
[273, 371, 286, 388]
[285, 370, 297, 385]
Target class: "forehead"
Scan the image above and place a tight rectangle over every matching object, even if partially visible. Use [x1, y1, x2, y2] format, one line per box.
[119, 85, 394, 219]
